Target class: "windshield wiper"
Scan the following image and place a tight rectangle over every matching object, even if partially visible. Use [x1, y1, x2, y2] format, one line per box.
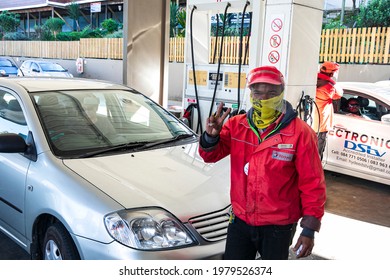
[77, 141, 150, 158]
[133, 133, 196, 151]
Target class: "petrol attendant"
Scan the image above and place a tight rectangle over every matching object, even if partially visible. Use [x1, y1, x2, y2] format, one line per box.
[314, 61, 343, 159]
[199, 66, 326, 260]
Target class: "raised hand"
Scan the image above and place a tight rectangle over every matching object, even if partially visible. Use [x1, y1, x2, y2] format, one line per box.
[205, 102, 231, 137]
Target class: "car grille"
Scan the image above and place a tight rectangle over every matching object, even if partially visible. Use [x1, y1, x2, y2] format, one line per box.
[188, 205, 231, 242]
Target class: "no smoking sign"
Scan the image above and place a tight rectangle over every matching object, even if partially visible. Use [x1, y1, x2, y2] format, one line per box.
[268, 50, 280, 64]
[271, 18, 283, 32]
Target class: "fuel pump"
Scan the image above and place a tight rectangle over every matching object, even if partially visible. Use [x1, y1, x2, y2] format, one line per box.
[182, 0, 324, 133]
[182, 0, 252, 133]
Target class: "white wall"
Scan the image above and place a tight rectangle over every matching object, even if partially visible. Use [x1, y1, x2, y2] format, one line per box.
[337, 64, 390, 83]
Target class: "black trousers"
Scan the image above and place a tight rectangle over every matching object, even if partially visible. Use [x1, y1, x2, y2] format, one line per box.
[317, 131, 328, 160]
[223, 217, 297, 260]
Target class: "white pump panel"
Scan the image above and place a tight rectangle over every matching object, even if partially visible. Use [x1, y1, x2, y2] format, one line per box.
[248, 0, 324, 110]
[183, 0, 324, 132]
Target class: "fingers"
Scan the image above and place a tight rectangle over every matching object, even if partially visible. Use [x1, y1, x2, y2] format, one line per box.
[214, 102, 224, 117]
[221, 107, 232, 120]
[206, 103, 232, 136]
[293, 238, 314, 259]
[295, 245, 314, 258]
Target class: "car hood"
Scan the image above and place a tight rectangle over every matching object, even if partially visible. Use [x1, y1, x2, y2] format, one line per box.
[62, 142, 231, 219]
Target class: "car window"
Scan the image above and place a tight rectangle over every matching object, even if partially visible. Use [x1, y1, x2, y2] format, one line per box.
[337, 91, 390, 121]
[0, 90, 29, 139]
[0, 59, 14, 67]
[31, 63, 39, 72]
[39, 63, 65, 72]
[33, 89, 193, 157]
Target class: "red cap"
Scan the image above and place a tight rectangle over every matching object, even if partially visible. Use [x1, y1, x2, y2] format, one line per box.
[247, 66, 284, 87]
[320, 61, 339, 74]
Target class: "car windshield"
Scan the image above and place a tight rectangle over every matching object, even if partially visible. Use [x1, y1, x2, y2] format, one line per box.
[39, 63, 66, 72]
[32, 89, 194, 158]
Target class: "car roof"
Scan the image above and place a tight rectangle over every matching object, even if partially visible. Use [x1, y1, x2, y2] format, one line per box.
[338, 82, 390, 103]
[22, 59, 56, 64]
[0, 77, 130, 93]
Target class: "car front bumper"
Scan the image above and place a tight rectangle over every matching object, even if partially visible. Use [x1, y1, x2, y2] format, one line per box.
[73, 234, 225, 260]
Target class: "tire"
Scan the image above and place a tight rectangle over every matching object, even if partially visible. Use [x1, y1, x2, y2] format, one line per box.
[42, 223, 80, 260]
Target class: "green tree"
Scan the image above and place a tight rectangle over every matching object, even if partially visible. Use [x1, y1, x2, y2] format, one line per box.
[170, 2, 186, 37]
[101, 18, 119, 34]
[170, 2, 179, 37]
[176, 8, 186, 37]
[356, 0, 390, 27]
[0, 11, 20, 37]
[324, 0, 390, 28]
[44, 17, 65, 38]
[68, 2, 81, 31]
[33, 24, 53, 41]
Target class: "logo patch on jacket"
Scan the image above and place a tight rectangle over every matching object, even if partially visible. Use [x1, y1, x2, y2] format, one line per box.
[272, 150, 293, 161]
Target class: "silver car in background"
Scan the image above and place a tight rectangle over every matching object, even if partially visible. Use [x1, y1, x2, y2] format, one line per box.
[17, 60, 73, 78]
[0, 77, 231, 260]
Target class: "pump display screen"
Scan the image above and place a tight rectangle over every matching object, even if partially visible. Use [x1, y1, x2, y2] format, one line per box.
[208, 72, 223, 90]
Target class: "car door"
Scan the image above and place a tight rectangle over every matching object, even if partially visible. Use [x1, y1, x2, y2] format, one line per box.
[0, 90, 30, 244]
[323, 91, 390, 184]
[30, 62, 40, 76]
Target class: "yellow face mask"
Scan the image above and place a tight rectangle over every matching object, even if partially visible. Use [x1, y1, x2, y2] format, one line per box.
[250, 92, 284, 129]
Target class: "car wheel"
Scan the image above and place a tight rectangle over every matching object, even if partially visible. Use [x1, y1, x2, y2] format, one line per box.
[42, 223, 80, 260]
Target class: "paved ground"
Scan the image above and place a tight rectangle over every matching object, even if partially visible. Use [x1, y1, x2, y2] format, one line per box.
[1, 171, 389, 260]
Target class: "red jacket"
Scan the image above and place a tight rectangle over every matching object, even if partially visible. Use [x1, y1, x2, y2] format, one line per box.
[199, 103, 326, 231]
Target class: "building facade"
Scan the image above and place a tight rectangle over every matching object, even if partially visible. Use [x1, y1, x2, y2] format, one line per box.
[0, 0, 124, 34]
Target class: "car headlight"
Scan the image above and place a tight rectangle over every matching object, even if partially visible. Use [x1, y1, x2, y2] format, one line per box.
[104, 208, 196, 250]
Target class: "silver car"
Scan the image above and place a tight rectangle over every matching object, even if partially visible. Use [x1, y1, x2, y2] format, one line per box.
[0, 77, 231, 260]
[17, 60, 73, 78]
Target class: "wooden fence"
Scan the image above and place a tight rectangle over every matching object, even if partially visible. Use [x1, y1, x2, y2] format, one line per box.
[320, 27, 390, 64]
[169, 27, 390, 64]
[0, 38, 123, 60]
[0, 27, 388, 64]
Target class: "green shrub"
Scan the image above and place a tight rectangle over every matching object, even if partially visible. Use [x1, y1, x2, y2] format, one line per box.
[79, 25, 103, 38]
[3, 32, 29, 40]
[105, 30, 123, 38]
[56, 31, 81, 41]
[33, 24, 54, 41]
[101, 18, 119, 34]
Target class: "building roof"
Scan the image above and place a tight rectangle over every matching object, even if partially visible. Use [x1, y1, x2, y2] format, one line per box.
[0, 0, 122, 12]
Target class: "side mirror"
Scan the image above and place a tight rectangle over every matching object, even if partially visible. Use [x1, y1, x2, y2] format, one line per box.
[32, 68, 40, 73]
[0, 133, 27, 153]
[381, 114, 390, 125]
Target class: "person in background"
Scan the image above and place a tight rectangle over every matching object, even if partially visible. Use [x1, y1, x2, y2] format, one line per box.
[198, 65, 326, 260]
[344, 97, 363, 117]
[314, 61, 343, 160]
